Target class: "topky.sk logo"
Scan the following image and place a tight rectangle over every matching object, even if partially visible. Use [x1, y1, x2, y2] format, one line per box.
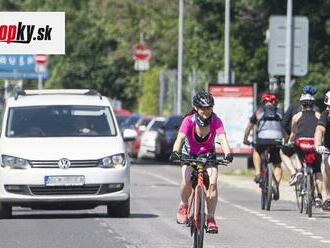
[0, 12, 65, 54]
[0, 22, 52, 44]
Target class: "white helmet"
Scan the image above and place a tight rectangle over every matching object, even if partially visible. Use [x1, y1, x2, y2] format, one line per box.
[325, 91, 330, 105]
[300, 93, 315, 102]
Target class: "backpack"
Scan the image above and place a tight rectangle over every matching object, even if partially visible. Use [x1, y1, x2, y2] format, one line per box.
[256, 104, 283, 138]
[260, 104, 282, 121]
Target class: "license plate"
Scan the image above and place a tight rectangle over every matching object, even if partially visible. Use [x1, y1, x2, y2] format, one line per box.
[44, 176, 85, 186]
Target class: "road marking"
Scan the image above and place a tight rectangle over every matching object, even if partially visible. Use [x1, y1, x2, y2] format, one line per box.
[311, 236, 323, 239]
[301, 232, 313, 235]
[145, 172, 180, 186]
[143, 170, 330, 246]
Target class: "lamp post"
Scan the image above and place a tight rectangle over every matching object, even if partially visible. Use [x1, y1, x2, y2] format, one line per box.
[177, 0, 184, 115]
[284, 0, 293, 111]
[224, 0, 231, 84]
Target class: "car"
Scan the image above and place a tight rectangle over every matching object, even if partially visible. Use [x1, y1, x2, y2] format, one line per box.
[155, 115, 183, 160]
[137, 116, 166, 159]
[0, 89, 137, 218]
[114, 108, 132, 130]
[122, 114, 153, 158]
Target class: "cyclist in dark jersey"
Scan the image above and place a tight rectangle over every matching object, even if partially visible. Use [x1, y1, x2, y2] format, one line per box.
[315, 91, 330, 210]
[243, 93, 283, 200]
[288, 93, 322, 206]
[280, 85, 318, 185]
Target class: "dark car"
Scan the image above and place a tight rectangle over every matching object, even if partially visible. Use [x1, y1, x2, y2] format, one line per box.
[155, 115, 183, 160]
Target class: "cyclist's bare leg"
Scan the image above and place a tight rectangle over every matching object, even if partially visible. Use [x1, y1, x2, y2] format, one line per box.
[206, 167, 218, 218]
[293, 154, 302, 171]
[180, 165, 193, 205]
[280, 150, 296, 175]
[273, 163, 282, 187]
[324, 156, 330, 200]
[253, 148, 261, 176]
[314, 172, 323, 197]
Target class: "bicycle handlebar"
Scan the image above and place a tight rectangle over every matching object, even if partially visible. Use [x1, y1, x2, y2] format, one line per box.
[177, 153, 230, 166]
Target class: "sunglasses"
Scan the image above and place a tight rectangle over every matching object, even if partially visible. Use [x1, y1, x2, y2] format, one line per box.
[198, 106, 213, 111]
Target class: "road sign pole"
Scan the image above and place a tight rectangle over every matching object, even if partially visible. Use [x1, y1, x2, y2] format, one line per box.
[284, 0, 293, 111]
[38, 73, 43, 90]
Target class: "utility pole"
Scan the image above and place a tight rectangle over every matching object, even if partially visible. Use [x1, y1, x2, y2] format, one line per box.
[177, 0, 184, 114]
[284, 0, 293, 111]
[224, 0, 231, 84]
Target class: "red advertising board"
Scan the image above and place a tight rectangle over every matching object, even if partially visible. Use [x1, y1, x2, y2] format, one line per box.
[209, 84, 254, 155]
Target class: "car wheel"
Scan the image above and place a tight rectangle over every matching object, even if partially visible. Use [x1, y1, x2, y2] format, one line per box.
[107, 197, 130, 218]
[0, 203, 12, 219]
[155, 142, 167, 161]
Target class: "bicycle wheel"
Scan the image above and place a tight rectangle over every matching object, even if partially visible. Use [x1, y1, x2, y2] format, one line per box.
[260, 159, 267, 210]
[306, 174, 313, 218]
[295, 181, 304, 213]
[266, 163, 273, 211]
[193, 186, 205, 248]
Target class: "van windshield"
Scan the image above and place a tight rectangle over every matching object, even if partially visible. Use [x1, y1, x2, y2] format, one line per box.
[6, 105, 117, 137]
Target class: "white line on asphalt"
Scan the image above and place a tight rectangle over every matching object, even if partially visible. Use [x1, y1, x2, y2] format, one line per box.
[285, 226, 296, 229]
[145, 172, 180, 186]
[301, 232, 313, 235]
[143, 170, 330, 246]
[293, 228, 305, 232]
[310, 236, 323, 240]
[107, 229, 114, 234]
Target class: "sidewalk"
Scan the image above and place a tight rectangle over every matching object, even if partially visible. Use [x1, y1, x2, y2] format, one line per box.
[219, 174, 297, 203]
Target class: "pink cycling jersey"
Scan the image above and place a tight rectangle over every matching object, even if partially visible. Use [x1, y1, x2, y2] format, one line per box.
[179, 114, 225, 155]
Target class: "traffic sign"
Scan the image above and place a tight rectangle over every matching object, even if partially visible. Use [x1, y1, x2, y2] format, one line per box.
[34, 54, 48, 65]
[133, 43, 152, 61]
[268, 16, 309, 77]
[0, 55, 35, 70]
[134, 60, 150, 71]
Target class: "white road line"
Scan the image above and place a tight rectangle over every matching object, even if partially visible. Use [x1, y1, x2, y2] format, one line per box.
[142, 170, 330, 246]
[301, 232, 313, 235]
[311, 236, 323, 240]
[286, 226, 296, 229]
[145, 172, 180, 186]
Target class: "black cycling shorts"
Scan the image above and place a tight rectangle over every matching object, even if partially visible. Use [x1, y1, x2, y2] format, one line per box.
[255, 138, 281, 165]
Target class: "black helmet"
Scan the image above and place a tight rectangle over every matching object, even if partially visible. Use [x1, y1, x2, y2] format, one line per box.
[193, 90, 214, 107]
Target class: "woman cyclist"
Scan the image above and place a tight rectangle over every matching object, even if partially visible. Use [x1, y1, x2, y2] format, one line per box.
[170, 90, 233, 234]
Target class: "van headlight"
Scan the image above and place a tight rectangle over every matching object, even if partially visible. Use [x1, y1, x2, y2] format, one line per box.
[1, 155, 30, 169]
[99, 154, 126, 168]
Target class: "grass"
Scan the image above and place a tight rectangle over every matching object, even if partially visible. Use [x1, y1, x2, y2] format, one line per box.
[221, 167, 291, 182]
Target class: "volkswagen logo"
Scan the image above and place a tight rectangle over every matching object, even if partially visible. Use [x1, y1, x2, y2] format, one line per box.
[58, 158, 71, 169]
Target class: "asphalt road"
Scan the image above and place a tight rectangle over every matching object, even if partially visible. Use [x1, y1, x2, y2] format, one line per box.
[1, 161, 330, 248]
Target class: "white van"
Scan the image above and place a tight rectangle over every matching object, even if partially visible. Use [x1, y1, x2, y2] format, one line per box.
[0, 89, 136, 218]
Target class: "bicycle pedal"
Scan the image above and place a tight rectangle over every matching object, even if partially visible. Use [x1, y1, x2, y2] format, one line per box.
[206, 229, 218, 234]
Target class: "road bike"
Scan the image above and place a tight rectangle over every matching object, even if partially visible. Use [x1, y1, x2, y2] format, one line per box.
[179, 153, 228, 248]
[257, 141, 282, 211]
[294, 138, 320, 218]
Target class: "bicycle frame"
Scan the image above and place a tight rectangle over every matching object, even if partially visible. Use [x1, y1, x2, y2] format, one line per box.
[260, 148, 274, 211]
[295, 148, 316, 217]
[187, 163, 208, 231]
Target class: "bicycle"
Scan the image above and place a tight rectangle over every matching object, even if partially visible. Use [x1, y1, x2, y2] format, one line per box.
[253, 141, 282, 211]
[294, 137, 320, 218]
[178, 153, 228, 248]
